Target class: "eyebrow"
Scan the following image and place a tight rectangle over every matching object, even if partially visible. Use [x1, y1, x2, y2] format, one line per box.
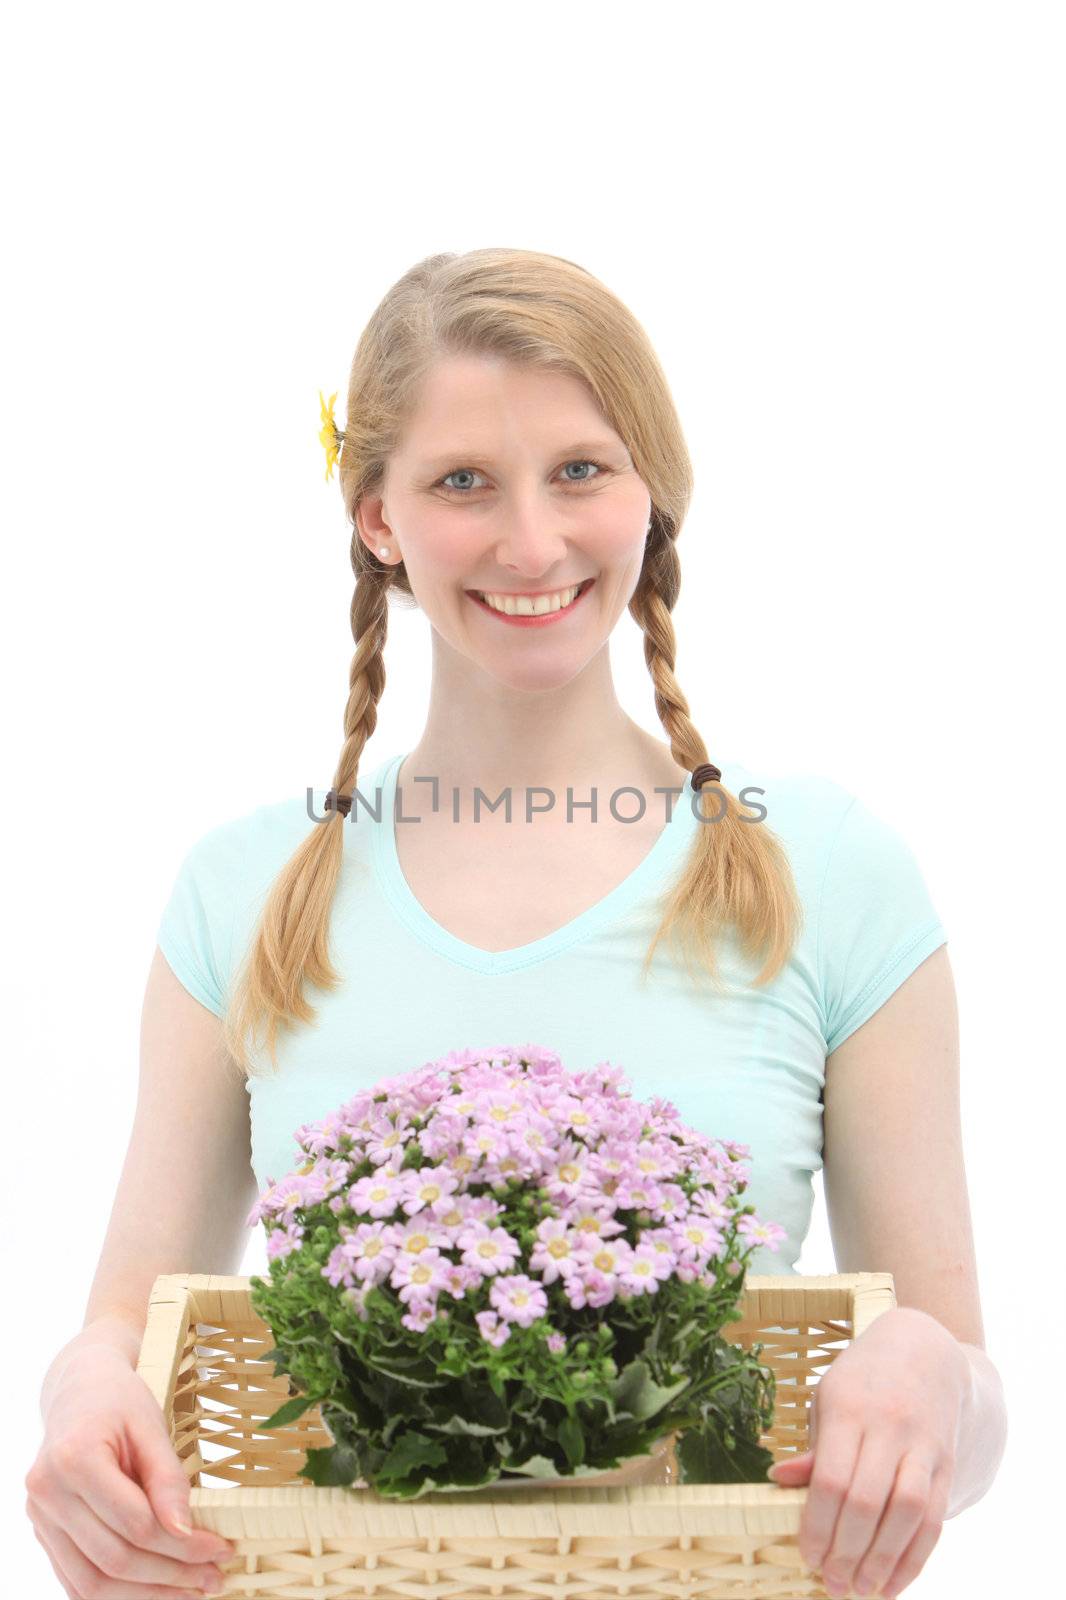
[418, 438, 628, 471]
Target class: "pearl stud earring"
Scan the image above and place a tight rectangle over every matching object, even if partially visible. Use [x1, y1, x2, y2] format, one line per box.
[378, 546, 390, 558]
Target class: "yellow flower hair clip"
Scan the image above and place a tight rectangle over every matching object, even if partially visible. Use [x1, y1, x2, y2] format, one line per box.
[318, 389, 344, 481]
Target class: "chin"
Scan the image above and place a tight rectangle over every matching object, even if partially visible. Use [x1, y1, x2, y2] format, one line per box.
[484, 652, 600, 694]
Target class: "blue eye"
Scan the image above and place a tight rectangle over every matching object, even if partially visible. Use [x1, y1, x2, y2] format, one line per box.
[436, 460, 609, 495]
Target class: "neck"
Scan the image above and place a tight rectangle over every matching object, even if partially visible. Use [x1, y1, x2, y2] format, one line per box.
[399, 638, 688, 804]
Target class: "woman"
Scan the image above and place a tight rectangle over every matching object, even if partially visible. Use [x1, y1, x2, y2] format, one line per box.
[28, 248, 1002, 1600]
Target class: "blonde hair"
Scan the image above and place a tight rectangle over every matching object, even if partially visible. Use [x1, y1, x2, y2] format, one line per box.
[222, 248, 802, 1078]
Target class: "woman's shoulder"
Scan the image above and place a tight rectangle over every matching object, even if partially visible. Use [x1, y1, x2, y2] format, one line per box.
[727, 757, 857, 847]
[173, 786, 375, 884]
[171, 753, 397, 877]
[725, 757, 935, 908]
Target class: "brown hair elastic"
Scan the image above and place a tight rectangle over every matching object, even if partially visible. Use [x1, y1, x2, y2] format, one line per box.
[324, 789, 353, 817]
[691, 763, 722, 790]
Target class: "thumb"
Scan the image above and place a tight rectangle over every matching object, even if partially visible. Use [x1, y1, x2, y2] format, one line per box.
[768, 1449, 814, 1482]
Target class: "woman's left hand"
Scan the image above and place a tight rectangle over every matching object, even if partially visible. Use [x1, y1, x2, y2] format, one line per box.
[766, 1306, 972, 1598]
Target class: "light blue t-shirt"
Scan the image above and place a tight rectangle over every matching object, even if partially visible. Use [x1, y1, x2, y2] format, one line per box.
[155, 750, 947, 1276]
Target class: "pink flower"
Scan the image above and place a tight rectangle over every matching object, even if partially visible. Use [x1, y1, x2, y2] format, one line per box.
[457, 1223, 521, 1276]
[462, 1193, 506, 1224]
[649, 1181, 689, 1224]
[489, 1274, 549, 1328]
[563, 1266, 615, 1310]
[399, 1165, 460, 1216]
[542, 1137, 596, 1201]
[340, 1220, 398, 1283]
[322, 1242, 357, 1289]
[672, 1215, 725, 1262]
[365, 1111, 414, 1166]
[393, 1214, 454, 1256]
[266, 1221, 304, 1260]
[475, 1309, 511, 1347]
[342, 1283, 371, 1320]
[462, 1121, 510, 1165]
[690, 1188, 732, 1224]
[735, 1215, 787, 1252]
[348, 1168, 406, 1218]
[610, 1175, 665, 1212]
[619, 1243, 675, 1295]
[390, 1247, 449, 1304]
[572, 1236, 634, 1283]
[529, 1217, 579, 1284]
[297, 1114, 348, 1159]
[401, 1300, 441, 1333]
[440, 1260, 479, 1298]
[561, 1203, 626, 1241]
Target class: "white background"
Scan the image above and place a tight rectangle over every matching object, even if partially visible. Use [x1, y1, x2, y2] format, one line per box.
[4, 3, 1062, 1593]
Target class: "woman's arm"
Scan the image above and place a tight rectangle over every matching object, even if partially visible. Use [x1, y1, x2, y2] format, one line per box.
[45, 947, 258, 1418]
[949, 1339, 1008, 1518]
[771, 945, 1007, 1596]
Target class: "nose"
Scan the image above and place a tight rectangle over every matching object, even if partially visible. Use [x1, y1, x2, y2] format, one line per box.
[492, 490, 571, 577]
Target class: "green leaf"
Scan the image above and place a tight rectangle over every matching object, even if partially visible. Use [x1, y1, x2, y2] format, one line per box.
[375, 1459, 500, 1499]
[610, 1358, 690, 1421]
[377, 1430, 448, 1479]
[458, 1379, 510, 1430]
[298, 1441, 363, 1486]
[259, 1391, 325, 1430]
[499, 1452, 563, 1478]
[676, 1421, 776, 1484]
[557, 1414, 585, 1469]
[363, 1355, 446, 1388]
[425, 1413, 508, 1437]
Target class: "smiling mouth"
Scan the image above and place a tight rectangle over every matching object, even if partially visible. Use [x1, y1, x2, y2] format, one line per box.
[465, 577, 596, 616]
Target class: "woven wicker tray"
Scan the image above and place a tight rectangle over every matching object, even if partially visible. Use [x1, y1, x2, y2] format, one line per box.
[137, 1270, 896, 1598]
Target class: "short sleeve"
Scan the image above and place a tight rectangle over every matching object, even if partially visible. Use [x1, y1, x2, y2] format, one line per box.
[817, 796, 947, 1055]
[156, 818, 249, 1016]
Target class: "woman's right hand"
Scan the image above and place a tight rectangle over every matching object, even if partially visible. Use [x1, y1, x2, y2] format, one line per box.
[25, 1345, 236, 1598]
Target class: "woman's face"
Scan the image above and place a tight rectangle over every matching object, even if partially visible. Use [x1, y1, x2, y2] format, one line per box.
[357, 353, 653, 692]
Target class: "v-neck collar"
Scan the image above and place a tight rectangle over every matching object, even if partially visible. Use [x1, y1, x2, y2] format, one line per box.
[366, 748, 718, 976]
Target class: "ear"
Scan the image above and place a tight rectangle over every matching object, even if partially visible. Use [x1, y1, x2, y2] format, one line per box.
[354, 493, 393, 554]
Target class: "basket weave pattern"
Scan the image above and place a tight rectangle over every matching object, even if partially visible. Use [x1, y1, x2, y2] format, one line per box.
[137, 1271, 896, 1598]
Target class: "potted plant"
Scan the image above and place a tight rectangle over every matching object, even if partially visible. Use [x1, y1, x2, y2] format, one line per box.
[247, 1043, 787, 1500]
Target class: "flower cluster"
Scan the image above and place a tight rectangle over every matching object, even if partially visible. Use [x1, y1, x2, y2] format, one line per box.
[246, 1044, 786, 1498]
[248, 1044, 785, 1340]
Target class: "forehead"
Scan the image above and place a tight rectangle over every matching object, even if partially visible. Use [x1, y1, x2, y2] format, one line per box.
[397, 353, 624, 460]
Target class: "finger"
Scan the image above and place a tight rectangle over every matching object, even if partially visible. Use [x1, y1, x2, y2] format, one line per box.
[851, 1454, 932, 1597]
[816, 1431, 900, 1595]
[37, 1498, 228, 1596]
[125, 1419, 236, 1563]
[797, 1424, 863, 1575]
[880, 1460, 951, 1600]
[33, 1513, 208, 1598]
[72, 1442, 233, 1568]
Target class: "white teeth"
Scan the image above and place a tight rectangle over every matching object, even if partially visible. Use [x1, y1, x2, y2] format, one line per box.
[477, 583, 582, 616]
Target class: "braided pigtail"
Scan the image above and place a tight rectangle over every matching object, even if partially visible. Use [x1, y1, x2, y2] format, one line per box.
[630, 520, 802, 990]
[221, 562, 390, 1076]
